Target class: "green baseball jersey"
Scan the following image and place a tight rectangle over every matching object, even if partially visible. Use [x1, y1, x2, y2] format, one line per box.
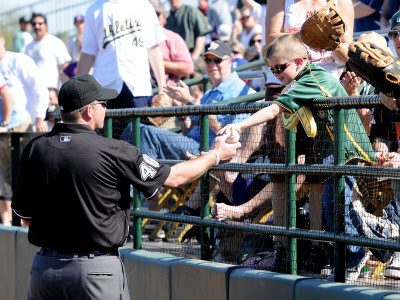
[275, 62, 376, 164]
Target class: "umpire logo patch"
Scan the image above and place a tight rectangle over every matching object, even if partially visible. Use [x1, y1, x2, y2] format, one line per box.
[60, 136, 71, 142]
[139, 162, 157, 181]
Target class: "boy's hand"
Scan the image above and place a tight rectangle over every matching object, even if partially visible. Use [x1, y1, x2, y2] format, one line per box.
[217, 124, 241, 137]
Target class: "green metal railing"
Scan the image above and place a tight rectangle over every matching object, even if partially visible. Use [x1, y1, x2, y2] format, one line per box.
[101, 94, 400, 284]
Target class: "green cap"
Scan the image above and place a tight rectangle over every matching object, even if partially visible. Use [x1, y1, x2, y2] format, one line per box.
[391, 11, 400, 29]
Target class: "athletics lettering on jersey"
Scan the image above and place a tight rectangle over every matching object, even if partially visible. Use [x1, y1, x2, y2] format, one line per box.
[103, 18, 143, 49]
[139, 162, 157, 181]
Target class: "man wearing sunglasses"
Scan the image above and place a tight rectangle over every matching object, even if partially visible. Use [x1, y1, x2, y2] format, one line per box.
[24, 13, 71, 90]
[12, 74, 239, 300]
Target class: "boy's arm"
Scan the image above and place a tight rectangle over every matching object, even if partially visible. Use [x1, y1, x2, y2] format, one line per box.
[217, 103, 284, 136]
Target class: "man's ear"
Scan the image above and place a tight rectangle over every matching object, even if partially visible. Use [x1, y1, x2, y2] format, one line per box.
[82, 105, 92, 121]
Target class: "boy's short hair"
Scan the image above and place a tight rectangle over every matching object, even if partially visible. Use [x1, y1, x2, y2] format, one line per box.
[264, 34, 308, 64]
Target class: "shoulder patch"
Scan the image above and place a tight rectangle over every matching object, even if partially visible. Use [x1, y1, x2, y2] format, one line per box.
[283, 82, 298, 94]
[139, 162, 157, 181]
[143, 154, 160, 168]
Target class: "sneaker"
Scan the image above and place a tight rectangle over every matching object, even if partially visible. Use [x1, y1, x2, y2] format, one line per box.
[384, 252, 400, 279]
[324, 253, 370, 281]
[346, 253, 370, 282]
[321, 265, 332, 277]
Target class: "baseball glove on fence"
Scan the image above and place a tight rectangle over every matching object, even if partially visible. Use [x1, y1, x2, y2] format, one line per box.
[148, 93, 173, 127]
[348, 42, 400, 99]
[300, 0, 347, 51]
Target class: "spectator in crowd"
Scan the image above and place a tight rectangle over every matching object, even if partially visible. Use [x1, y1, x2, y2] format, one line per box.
[63, 15, 85, 80]
[381, 0, 400, 29]
[25, 13, 71, 89]
[165, 0, 213, 62]
[217, 34, 375, 281]
[68, 15, 84, 62]
[46, 87, 59, 130]
[0, 70, 12, 226]
[353, 0, 384, 32]
[0, 28, 48, 131]
[11, 74, 239, 300]
[230, 41, 248, 68]
[207, 0, 233, 41]
[0, 28, 49, 226]
[248, 32, 263, 53]
[232, 7, 262, 49]
[77, 0, 166, 110]
[242, 0, 267, 44]
[13, 15, 33, 53]
[151, 0, 194, 84]
[198, 0, 209, 16]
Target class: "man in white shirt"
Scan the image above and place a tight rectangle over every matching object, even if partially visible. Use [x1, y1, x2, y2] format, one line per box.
[25, 13, 71, 89]
[77, 0, 166, 110]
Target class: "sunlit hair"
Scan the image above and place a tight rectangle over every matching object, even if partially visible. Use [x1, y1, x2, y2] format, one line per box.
[60, 104, 90, 123]
[264, 34, 308, 64]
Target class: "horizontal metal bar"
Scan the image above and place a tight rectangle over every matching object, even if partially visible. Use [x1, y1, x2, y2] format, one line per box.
[157, 161, 400, 179]
[133, 210, 400, 251]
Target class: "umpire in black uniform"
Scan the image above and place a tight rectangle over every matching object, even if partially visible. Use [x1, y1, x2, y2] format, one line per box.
[12, 74, 240, 300]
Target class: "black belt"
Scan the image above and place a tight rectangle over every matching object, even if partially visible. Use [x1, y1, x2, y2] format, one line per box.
[38, 247, 119, 259]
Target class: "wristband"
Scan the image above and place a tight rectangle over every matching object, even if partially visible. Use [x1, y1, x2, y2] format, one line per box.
[209, 150, 220, 165]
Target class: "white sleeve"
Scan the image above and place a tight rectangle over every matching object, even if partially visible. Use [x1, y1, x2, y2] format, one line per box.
[250, 2, 263, 23]
[55, 38, 72, 66]
[21, 55, 49, 120]
[81, 6, 99, 55]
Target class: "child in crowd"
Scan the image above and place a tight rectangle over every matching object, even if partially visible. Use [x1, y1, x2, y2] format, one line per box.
[218, 34, 376, 281]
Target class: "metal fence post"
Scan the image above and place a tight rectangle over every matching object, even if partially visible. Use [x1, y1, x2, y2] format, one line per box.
[334, 107, 346, 282]
[199, 114, 211, 260]
[285, 128, 297, 274]
[131, 117, 142, 250]
[104, 116, 112, 138]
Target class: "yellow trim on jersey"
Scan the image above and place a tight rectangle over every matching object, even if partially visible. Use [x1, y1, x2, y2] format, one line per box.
[282, 106, 317, 137]
[344, 123, 373, 163]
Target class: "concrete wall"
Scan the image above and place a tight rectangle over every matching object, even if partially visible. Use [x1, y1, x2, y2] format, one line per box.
[1, 225, 399, 300]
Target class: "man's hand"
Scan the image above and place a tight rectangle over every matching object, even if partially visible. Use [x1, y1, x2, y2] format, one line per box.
[211, 134, 241, 164]
[35, 118, 48, 132]
[380, 92, 400, 111]
[163, 80, 192, 105]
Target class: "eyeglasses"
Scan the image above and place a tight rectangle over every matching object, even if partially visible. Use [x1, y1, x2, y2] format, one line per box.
[240, 15, 250, 21]
[31, 22, 45, 26]
[388, 30, 400, 41]
[231, 50, 240, 55]
[91, 101, 107, 109]
[250, 39, 262, 46]
[269, 59, 297, 75]
[204, 57, 229, 64]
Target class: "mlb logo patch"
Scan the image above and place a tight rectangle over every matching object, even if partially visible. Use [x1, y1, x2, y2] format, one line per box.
[60, 136, 71, 142]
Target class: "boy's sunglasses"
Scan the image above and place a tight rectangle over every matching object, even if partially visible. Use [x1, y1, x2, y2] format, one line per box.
[388, 30, 400, 41]
[269, 58, 306, 75]
[204, 57, 229, 64]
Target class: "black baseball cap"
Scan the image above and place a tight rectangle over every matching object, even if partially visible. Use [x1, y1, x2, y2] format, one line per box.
[58, 74, 118, 112]
[203, 40, 232, 58]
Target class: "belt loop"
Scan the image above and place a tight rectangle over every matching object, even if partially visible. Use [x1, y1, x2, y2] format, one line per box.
[89, 253, 95, 259]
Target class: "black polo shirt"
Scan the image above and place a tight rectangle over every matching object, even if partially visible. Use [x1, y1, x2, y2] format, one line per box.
[12, 123, 170, 252]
